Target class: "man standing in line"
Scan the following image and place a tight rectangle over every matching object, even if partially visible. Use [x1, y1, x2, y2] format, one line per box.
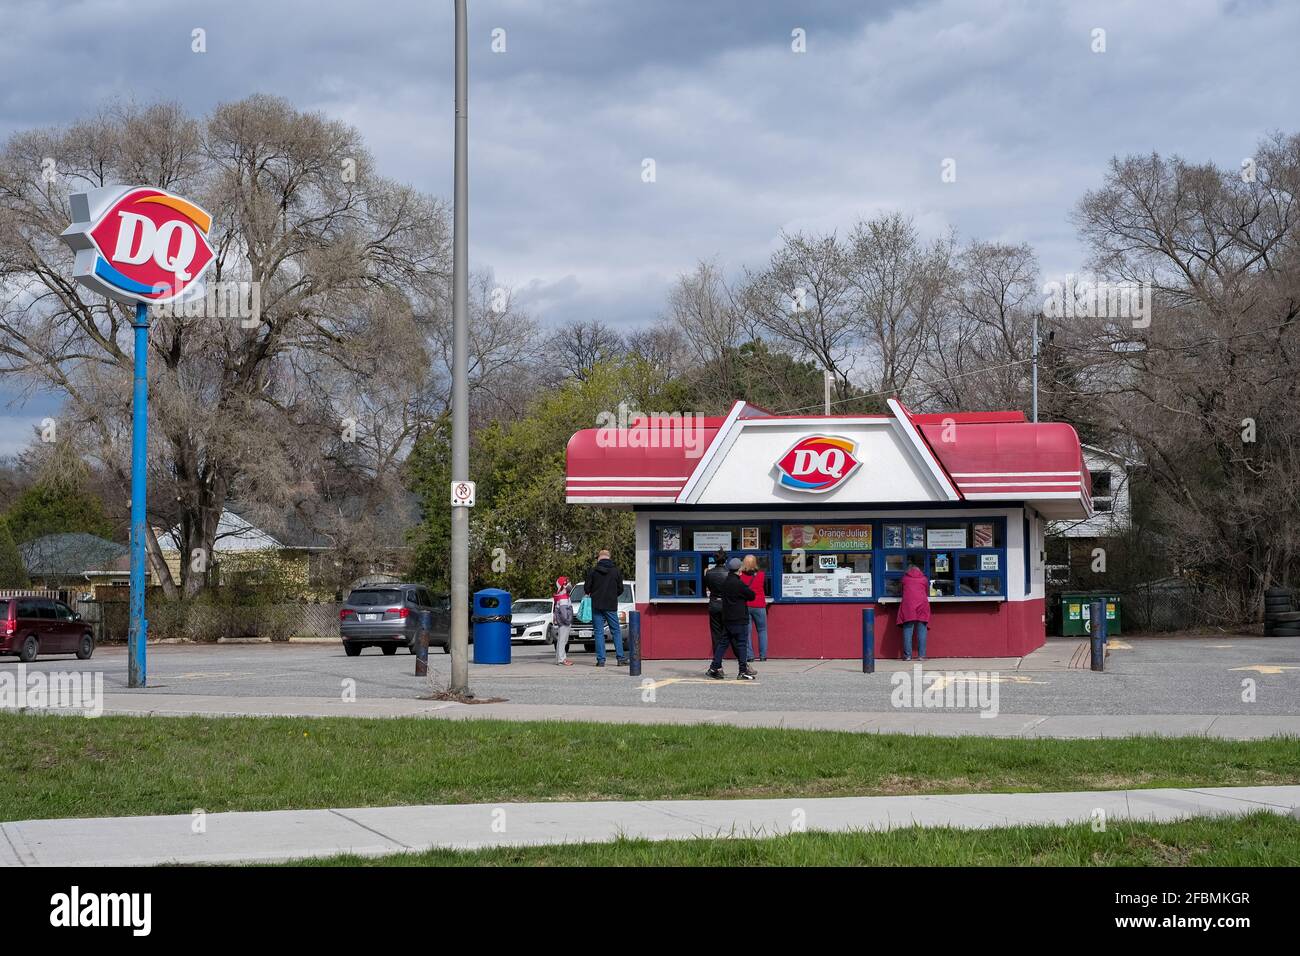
[584, 549, 627, 667]
[702, 548, 730, 660]
[708, 557, 758, 681]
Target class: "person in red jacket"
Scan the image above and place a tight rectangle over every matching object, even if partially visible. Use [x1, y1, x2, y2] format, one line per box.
[739, 554, 769, 661]
[899, 563, 931, 661]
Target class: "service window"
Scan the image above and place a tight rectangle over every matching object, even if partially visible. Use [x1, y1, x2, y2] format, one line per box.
[651, 523, 772, 599]
[881, 518, 1006, 598]
[778, 523, 873, 600]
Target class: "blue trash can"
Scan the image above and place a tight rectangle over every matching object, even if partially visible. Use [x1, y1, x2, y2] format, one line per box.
[472, 588, 512, 664]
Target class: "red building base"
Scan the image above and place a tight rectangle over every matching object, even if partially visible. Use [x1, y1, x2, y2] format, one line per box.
[637, 599, 1046, 660]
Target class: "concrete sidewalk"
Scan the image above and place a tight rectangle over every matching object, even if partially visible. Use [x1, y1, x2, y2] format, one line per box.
[3, 786, 1296, 866]
[72, 692, 1300, 739]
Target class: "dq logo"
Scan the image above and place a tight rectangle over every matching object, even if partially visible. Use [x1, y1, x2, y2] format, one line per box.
[774, 435, 861, 493]
[61, 186, 215, 305]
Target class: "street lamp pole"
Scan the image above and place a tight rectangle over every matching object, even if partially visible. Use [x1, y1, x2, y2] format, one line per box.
[449, 0, 471, 695]
[1031, 312, 1039, 423]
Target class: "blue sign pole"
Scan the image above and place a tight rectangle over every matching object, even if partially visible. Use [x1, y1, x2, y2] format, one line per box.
[128, 301, 149, 688]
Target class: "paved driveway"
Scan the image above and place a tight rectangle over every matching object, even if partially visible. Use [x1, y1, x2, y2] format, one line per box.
[4, 634, 1299, 716]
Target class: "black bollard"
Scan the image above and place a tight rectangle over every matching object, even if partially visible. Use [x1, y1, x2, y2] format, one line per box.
[1089, 599, 1105, 672]
[629, 610, 642, 676]
[416, 609, 431, 676]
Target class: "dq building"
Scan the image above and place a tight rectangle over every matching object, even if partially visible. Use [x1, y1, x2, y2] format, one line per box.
[565, 399, 1092, 659]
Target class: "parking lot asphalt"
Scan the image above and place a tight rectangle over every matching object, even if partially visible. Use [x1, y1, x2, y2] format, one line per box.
[4, 634, 1299, 717]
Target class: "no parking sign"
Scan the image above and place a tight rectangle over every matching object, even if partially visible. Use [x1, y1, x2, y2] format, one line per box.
[451, 480, 476, 507]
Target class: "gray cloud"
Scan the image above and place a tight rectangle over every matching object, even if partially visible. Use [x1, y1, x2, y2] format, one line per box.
[2, 0, 1297, 338]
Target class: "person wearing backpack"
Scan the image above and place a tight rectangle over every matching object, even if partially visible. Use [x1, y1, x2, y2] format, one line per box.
[702, 549, 730, 658]
[583, 549, 627, 667]
[552, 576, 575, 666]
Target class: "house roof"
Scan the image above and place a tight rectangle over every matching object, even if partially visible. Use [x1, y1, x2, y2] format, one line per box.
[21, 533, 128, 577]
[566, 399, 1092, 519]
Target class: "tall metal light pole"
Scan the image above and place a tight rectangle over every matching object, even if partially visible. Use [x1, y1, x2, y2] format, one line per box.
[449, 0, 471, 695]
[1031, 312, 1039, 423]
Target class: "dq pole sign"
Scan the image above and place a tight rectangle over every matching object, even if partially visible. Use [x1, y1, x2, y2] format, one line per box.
[61, 186, 216, 687]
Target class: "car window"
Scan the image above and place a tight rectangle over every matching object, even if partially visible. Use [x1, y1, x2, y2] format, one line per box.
[37, 603, 57, 620]
[620, 585, 633, 603]
[54, 602, 75, 620]
[569, 584, 584, 602]
[16, 600, 34, 617]
[0, 600, 8, 618]
[348, 589, 401, 606]
[405, 590, 420, 604]
[512, 601, 552, 615]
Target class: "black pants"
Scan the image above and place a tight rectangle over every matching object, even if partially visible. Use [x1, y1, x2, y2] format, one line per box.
[711, 619, 750, 672]
[708, 608, 726, 649]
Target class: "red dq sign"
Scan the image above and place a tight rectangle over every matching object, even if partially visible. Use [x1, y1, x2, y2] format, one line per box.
[774, 435, 861, 493]
[61, 185, 216, 305]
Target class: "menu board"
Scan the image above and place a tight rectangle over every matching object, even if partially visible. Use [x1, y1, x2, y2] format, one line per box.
[693, 531, 732, 551]
[837, 572, 873, 597]
[782, 524, 872, 550]
[782, 570, 872, 598]
[927, 527, 967, 549]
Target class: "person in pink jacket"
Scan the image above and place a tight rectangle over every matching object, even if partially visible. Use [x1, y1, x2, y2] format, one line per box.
[899, 563, 931, 660]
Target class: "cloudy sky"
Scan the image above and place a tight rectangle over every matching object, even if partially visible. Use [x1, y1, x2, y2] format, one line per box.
[2, 0, 1297, 449]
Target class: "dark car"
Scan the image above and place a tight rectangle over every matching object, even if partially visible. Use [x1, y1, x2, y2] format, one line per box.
[0, 597, 96, 662]
[339, 584, 450, 657]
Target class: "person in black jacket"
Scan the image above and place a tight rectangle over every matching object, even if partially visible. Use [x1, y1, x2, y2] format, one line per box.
[708, 557, 757, 680]
[701, 549, 730, 656]
[583, 550, 627, 667]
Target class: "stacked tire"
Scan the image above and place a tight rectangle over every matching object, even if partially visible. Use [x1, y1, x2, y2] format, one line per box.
[1264, 588, 1300, 637]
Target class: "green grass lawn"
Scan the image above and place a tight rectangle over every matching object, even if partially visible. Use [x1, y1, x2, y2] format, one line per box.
[4, 712, 1298, 821]
[298, 813, 1300, 867]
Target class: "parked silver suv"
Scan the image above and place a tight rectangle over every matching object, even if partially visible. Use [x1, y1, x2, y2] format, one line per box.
[339, 584, 449, 656]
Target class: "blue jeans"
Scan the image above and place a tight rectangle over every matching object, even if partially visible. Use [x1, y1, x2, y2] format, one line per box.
[593, 609, 625, 662]
[902, 621, 927, 660]
[746, 607, 768, 659]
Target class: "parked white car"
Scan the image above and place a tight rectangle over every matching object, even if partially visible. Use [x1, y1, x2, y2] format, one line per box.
[548, 581, 638, 653]
[509, 599, 554, 643]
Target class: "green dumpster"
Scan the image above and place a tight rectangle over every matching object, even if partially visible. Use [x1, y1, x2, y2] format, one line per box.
[1060, 593, 1121, 636]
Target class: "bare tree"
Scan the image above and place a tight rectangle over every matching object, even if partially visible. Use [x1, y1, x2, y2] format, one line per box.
[738, 231, 860, 401]
[0, 97, 447, 597]
[538, 318, 624, 383]
[665, 259, 744, 396]
[847, 213, 955, 398]
[1072, 132, 1300, 621]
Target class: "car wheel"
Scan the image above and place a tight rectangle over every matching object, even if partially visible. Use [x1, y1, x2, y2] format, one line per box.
[583, 642, 595, 653]
[18, 634, 39, 663]
[442, 643, 452, 654]
[343, 642, 362, 657]
[382, 644, 398, 656]
[76, 633, 95, 660]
